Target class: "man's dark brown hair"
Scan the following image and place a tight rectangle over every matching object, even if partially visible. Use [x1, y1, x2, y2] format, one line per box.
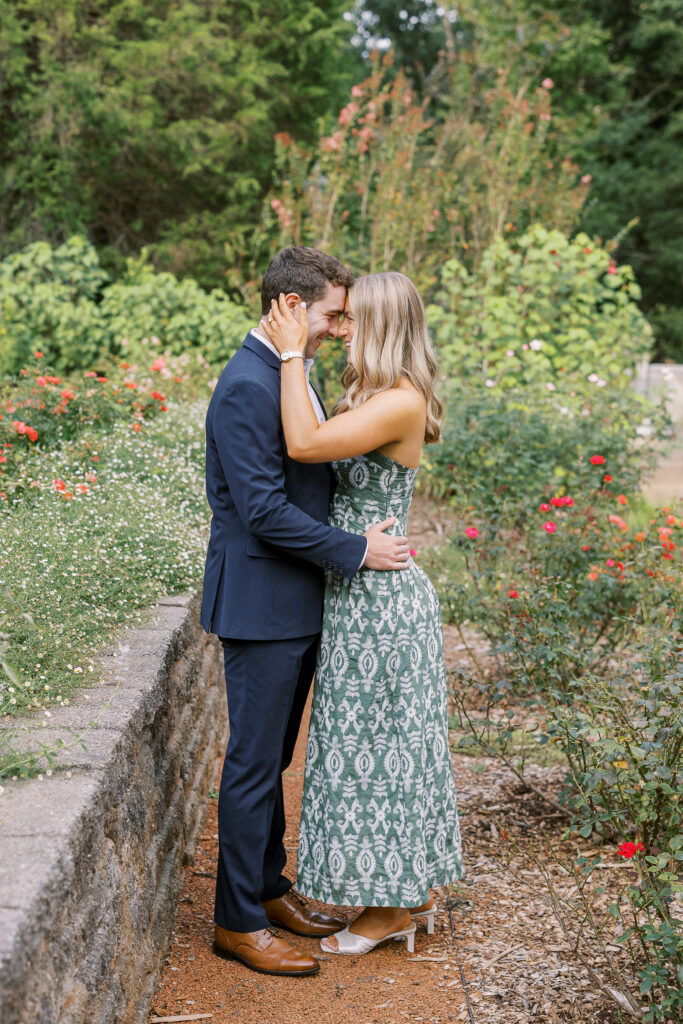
[260, 246, 354, 314]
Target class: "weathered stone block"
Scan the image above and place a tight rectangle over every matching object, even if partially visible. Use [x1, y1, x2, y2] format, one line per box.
[0, 593, 226, 1024]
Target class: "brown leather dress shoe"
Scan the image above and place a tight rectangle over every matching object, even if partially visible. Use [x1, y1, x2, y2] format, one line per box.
[262, 891, 344, 937]
[213, 925, 319, 977]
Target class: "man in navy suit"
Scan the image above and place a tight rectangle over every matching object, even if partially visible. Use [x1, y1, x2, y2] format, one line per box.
[201, 247, 410, 976]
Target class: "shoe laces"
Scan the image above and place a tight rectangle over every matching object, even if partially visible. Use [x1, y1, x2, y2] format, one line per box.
[288, 890, 307, 907]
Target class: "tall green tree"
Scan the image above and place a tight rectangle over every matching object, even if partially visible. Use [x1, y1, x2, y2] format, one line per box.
[571, 0, 683, 360]
[0, 0, 356, 289]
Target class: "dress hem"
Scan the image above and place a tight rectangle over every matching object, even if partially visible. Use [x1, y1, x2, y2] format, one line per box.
[295, 865, 463, 909]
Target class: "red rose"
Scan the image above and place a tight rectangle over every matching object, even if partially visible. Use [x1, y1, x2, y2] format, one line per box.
[543, 521, 557, 534]
[590, 455, 606, 465]
[539, 503, 551, 512]
[617, 841, 643, 859]
[464, 527, 479, 539]
[508, 590, 519, 599]
[604, 474, 613, 482]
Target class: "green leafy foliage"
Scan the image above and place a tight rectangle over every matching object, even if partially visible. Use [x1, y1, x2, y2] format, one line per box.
[0, 0, 357, 287]
[427, 225, 653, 385]
[265, 49, 588, 304]
[428, 382, 676, 685]
[537, 0, 683, 361]
[551, 647, 683, 1022]
[424, 375, 681, 1018]
[0, 237, 251, 375]
[0, 400, 209, 749]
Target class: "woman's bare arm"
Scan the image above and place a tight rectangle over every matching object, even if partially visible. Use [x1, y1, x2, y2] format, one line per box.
[264, 296, 424, 464]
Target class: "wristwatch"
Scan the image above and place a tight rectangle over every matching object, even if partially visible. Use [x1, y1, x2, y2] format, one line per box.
[280, 350, 305, 362]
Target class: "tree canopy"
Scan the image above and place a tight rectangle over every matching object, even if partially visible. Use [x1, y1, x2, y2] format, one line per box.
[0, 0, 357, 286]
[1, 0, 681, 358]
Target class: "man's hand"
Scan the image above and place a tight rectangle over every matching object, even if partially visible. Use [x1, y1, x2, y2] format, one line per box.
[363, 517, 411, 570]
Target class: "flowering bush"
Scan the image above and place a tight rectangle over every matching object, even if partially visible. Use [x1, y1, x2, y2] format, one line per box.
[427, 377, 681, 1019]
[547, 647, 683, 1022]
[0, 237, 250, 375]
[427, 224, 653, 386]
[264, 46, 587, 298]
[0, 350, 204, 497]
[426, 380, 671, 528]
[0, 400, 209, 743]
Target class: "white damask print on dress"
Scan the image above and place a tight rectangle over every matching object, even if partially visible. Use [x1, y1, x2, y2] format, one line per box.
[297, 450, 463, 907]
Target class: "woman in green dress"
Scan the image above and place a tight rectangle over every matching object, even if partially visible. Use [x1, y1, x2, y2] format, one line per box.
[263, 271, 462, 956]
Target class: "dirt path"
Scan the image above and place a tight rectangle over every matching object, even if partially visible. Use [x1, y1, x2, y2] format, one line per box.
[150, 494, 622, 1024]
[151, 696, 468, 1024]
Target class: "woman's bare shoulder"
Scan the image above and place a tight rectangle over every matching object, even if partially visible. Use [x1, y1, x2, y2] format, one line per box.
[396, 377, 427, 406]
[367, 382, 425, 414]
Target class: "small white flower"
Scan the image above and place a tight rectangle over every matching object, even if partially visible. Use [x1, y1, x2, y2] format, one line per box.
[597, 379, 606, 387]
[485, 379, 495, 387]
[588, 373, 599, 383]
[505, 349, 515, 358]
[546, 382, 556, 391]
[530, 338, 543, 351]
[559, 406, 569, 415]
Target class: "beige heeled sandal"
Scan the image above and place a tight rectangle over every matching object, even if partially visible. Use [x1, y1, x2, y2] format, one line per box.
[410, 901, 436, 935]
[321, 923, 416, 955]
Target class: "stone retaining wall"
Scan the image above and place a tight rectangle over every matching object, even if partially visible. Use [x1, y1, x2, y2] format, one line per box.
[0, 593, 226, 1024]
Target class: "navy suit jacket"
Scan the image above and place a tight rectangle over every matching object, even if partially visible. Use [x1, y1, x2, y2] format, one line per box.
[200, 332, 367, 640]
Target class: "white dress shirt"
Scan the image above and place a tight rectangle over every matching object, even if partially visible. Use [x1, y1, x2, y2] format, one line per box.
[250, 327, 368, 569]
[251, 328, 325, 424]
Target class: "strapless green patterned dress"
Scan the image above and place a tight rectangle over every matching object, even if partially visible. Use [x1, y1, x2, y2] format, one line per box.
[296, 450, 462, 907]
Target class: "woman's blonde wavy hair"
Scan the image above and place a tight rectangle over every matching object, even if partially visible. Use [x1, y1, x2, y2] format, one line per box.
[333, 271, 443, 443]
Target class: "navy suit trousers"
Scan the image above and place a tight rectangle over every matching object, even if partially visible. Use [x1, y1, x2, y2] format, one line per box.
[214, 633, 319, 932]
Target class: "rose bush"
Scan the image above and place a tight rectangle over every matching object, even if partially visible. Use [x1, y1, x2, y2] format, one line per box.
[425, 377, 681, 1019]
[0, 347, 211, 499]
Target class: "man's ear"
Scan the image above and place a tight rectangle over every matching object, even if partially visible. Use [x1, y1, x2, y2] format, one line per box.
[284, 292, 301, 314]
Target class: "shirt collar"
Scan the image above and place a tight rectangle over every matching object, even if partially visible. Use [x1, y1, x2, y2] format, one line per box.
[251, 326, 313, 379]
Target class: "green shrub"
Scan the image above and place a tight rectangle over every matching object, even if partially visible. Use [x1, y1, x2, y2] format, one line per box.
[425, 379, 672, 526]
[426, 376, 681, 1020]
[0, 237, 251, 375]
[427, 224, 653, 386]
[549, 645, 683, 1022]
